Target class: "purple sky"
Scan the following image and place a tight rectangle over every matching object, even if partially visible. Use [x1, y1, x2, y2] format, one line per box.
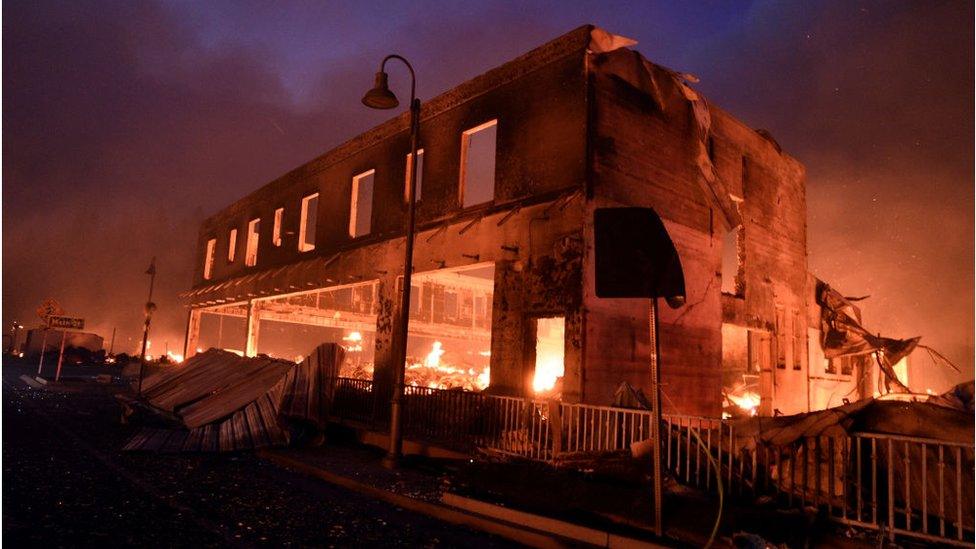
[4, 1, 972, 388]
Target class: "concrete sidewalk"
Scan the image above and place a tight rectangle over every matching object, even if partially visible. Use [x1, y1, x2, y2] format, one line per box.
[259, 434, 882, 549]
[260, 442, 675, 548]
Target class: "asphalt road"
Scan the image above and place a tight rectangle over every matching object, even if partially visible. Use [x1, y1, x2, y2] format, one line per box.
[2, 360, 517, 548]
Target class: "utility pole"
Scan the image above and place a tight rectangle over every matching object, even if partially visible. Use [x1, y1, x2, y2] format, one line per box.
[137, 258, 157, 397]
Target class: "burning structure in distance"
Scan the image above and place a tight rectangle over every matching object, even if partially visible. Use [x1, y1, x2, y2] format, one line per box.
[179, 25, 942, 418]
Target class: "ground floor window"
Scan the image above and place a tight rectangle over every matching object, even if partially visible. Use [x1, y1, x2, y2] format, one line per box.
[194, 281, 379, 375]
[401, 263, 494, 391]
[531, 316, 565, 395]
[196, 303, 248, 356]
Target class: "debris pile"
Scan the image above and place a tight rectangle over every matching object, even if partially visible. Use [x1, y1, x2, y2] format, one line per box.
[122, 343, 344, 452]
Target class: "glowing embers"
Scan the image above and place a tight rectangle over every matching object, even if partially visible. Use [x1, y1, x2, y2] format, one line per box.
[404, 340, 490, 391]
[403, 263, 495, 391]
[532, 317, 565, 395]
[258, 281, 379, 376]
[723, 381, 761, 418]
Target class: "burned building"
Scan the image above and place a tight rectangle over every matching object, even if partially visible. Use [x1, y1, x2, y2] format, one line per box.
[182, 26, 815, 418]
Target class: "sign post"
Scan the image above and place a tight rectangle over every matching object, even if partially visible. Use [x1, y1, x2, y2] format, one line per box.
[35, 298, 65, 376]
[36, 330, 48, 375]
[55, 331, 67, 382]
[594, 207, 686, 537]
[138, 257, 157, 397]
[45, 316, 85, 382]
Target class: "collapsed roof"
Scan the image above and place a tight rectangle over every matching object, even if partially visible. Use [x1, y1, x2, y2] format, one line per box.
[123, 343, 344, 452]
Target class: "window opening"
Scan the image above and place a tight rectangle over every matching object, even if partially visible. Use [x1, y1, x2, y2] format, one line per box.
[299, 193, 319, 252]
[405, 149, 424, 202]
[204, 238, 216, 280]
[349, 170, 374, 238]
[532, 317, 565, 395]
[400, 263, 495, 391]
[721, 225, 745, 296]
[460, 120, 497, 207]
[227, 228, 238, 262]
[775, 307, 787, 369]
[272, 207, 283, 247]
[245, 218, 260, 267]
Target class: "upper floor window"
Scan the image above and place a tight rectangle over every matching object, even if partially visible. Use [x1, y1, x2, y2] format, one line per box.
[349, 170, 374, 238]
[245, 218, 260, 267]
[721, 224, 744, 296]
[404, 149, 424, 203]
[272, 207, 284, 247]
[775, 307, 787, 369]
[299, 193, 319, 252]
[203, 238, 216, 280]
[460, 120, 497, 207]
[227, 228, 238, 262]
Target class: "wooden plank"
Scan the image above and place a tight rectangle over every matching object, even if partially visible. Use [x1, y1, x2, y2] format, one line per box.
[218, 420, 235, 452]
[142, 351, 227, 399]
[150, 351, 278, 409]
[144, 352, 244, 407]
[122, 427, 156, 451]
[143, 428, 172, 451]
[243, 402, 271, 448]
[232, 411, 252, 450]
[161, 430, 189, 453]
[201, 424, 219, 452]
[180, 359, 293, 428]
[159, 356, 285, 413]
[183, 425, 204, 452]
[256, 394, 290, 447]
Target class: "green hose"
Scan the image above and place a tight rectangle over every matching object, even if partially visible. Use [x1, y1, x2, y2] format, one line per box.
[661, 390, 724, 549]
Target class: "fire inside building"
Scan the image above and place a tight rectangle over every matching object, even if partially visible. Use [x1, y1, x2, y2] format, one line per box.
[180, 25, 938, 421]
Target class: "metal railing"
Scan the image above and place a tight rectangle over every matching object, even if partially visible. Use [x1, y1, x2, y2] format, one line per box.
[659, 419, 974, 546]
[325, 377, 973, 546]
[558, 402, 653, 456]
[331, 377, 375, 422]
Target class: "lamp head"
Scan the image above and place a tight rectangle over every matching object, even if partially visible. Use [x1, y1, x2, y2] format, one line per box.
[361, 71, 399, 109]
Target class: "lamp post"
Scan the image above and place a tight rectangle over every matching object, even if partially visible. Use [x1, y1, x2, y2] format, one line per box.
[137, 257, 157, 397]
[362, 55, 420, 469]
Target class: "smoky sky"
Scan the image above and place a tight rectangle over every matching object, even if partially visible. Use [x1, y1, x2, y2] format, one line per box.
[3, 1, 972, 388]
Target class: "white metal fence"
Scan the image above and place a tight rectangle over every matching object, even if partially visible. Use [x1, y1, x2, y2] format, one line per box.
[326, 377, 974, 546]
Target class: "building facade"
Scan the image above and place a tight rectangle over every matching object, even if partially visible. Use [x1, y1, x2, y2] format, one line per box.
[181, 26, 812, 418]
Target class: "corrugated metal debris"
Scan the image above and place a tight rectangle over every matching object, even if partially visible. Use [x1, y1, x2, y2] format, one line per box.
[122, 343, 344, 452]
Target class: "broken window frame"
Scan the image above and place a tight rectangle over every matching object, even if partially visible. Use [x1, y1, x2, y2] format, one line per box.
[775, 307, 787, 369]
[203, 238, 216, 280]
[791, 309, 803, 371]
[349, 170, 374, 238]
[840, 355, 854, 376]
[825, 357, 837, 375]
[825, 355, 854, 377]
[404, 149, 424, 203]
[227, 228, 238, 263]
[272, 207, 283, 247]
[245, 218, 260, 267]
[459, 119, 498, 208]
[299, 193, 319, 252]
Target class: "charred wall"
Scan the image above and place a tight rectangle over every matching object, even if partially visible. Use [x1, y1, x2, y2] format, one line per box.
[712, 100, 808, 415]
[584, 49, 724, 416]
[188, 28, 593, 402]
[193, 29, 590, 287]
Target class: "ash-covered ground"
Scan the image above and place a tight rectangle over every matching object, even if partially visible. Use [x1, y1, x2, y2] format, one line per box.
[1, 359, 514, 547]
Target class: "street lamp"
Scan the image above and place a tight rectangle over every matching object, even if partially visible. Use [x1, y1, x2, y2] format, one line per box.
[137, 257, 157, 397]
[362, 55, 420, 469]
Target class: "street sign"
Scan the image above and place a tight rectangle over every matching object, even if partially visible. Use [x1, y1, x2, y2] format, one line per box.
[593, 207, 687, 537]
[36, 298, 64, 323]
[48, 316, 85, 331]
